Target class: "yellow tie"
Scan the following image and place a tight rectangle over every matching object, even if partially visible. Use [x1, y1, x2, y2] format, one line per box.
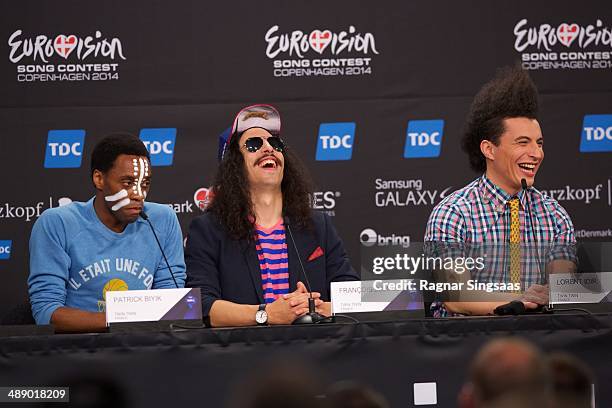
[508, 198, 521, 291]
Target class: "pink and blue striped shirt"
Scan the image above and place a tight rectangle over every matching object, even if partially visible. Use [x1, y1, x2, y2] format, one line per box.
[255, 219, 290, 303]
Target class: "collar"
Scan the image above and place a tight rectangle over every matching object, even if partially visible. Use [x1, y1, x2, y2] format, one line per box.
[478, 175, 528, 211]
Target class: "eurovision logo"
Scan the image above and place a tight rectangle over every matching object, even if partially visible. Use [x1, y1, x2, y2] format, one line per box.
[265, 25, 379, 78]
[8, 29, 127, 83]
[513, 19, 612, 71]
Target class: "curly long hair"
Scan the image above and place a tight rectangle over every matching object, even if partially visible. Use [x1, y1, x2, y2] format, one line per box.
[207, 133, 314, 240]
[462, 65, 539, 173]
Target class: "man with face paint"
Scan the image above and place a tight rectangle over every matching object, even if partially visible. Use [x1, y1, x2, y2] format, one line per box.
[185, 104, 358, 327]
[424, 66, 576, 317]
[28, 133, 186, 332]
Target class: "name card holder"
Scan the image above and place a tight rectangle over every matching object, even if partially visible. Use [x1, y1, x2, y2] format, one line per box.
[331, 280, 425, 319]
[106, 288, 202, 332]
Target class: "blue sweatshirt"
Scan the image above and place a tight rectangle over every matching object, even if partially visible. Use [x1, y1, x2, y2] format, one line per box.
[28, 197, 186, 325]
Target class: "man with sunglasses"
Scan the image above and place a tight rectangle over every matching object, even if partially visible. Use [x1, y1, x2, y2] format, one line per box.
[185, 104, 358, 327]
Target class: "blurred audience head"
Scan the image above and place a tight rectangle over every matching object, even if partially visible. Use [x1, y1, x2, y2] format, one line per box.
[325, 381, 389, 408]
[548, 352, 594, 408]
[459, 337, 551, 408]
[227, 360, 323, 408]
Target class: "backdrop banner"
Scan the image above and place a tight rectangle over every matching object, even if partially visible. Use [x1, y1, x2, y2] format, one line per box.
[1, 0, 611, 316]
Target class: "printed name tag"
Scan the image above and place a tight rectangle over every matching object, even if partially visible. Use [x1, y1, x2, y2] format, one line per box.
[549, 272, 612, 304]
[330, 280, 423, 314]
[105, 288, 202, 325]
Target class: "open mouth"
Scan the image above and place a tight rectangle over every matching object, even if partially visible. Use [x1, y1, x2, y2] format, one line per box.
[518, 162, 537, 175]
[256, 157, 279, 169]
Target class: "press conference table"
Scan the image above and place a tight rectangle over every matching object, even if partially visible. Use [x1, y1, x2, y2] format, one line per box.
[1, 313, 611, 407]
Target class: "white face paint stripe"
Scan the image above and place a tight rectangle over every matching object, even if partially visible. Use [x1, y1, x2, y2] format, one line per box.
[111, 197, 131, 211]
[137, 157, 145, 198]
[105, 189, 128, 202]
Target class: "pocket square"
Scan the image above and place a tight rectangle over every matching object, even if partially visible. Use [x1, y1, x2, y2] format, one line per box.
[307, 246, 324, 261]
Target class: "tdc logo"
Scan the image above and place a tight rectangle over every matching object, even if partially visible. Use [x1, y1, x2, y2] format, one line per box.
[404, 120, 444, 158]
[580, 115, 612, 153]
[316, 122, 355, 161]
[139, 128, 177, 166]
[44, 130, 86, 168]
[0, 240, 12, 260]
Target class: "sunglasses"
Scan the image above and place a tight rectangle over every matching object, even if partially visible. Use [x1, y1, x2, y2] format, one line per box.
[243, 136, 285, 153]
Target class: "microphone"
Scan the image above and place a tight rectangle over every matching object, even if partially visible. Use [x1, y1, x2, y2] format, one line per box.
[140, 211, 179, 288]
[494, 300, 525, 315]
[494, 300, 549, 315]
[283, 216, 325, 325]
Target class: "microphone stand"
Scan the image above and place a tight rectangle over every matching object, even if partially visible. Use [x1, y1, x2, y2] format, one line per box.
[284, 217, 325, 324]
[140, 211, 179, 288]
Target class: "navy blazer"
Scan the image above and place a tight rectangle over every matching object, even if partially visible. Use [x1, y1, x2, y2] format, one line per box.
[185, 211, 359, 318]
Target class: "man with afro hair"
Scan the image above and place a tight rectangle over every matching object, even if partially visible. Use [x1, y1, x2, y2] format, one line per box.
[424, 65, 576, 317]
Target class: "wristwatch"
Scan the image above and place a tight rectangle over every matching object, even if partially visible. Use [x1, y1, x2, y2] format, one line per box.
[255, 304, 268, 326]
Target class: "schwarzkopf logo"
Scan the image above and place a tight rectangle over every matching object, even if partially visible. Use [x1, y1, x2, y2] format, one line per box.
[539, 183, 607, 205]
[0, 197, 71, 222]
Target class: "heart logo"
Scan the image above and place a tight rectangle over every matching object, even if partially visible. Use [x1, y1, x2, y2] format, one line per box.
[54, 35, 78, 59]
[557, 23, 579, 48]
[309, 30, 332, 54]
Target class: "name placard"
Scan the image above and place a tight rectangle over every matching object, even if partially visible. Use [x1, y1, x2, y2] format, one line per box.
[549, 272, 612, 304]
[330, 280, 423, 314]
[105, 288, 202, 325]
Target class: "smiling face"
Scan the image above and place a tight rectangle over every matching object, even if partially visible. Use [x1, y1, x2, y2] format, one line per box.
[481, 117, 544, 195]
[238, 128, 284, 191]
[93, 154, 152, 224]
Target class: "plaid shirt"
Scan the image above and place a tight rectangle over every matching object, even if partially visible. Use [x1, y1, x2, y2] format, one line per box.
[424, 175, 576, 316]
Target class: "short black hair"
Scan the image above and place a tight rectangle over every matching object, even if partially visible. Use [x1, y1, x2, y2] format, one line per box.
[90, 133, 150, 176]
[462, 65, 539, 173]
